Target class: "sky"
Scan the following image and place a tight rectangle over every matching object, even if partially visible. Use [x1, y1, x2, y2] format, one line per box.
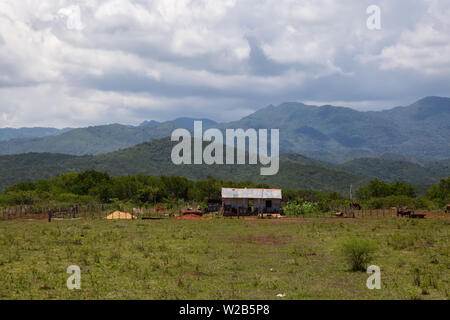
[0, 0, 449, 128]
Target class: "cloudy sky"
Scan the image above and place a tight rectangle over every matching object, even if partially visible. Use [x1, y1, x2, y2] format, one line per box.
[0, 0, 449, 128]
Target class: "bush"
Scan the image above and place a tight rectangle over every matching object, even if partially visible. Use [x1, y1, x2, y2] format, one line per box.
[341, 237, 377, 271]
[426, 178, 450, 207]
[53, 193, 95, 205]
[284, 201, 317, 216]
[317, 199, 347, 212]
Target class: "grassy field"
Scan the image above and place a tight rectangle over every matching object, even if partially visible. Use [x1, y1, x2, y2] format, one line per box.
[0, 214, 448, 300]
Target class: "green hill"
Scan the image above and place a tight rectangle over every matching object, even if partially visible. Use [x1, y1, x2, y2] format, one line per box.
[0, 138, 369, 193]
[1, 137, 447, 194]
[337, 158, 448, 186]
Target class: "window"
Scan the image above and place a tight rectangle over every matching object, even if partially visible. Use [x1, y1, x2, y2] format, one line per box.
[266, 200, 272, 208]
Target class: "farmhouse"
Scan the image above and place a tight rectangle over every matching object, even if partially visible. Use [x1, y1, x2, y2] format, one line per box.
[221, 187, 282, 216]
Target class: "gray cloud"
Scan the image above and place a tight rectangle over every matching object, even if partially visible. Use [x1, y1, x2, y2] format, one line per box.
[0, 0, 449, 128]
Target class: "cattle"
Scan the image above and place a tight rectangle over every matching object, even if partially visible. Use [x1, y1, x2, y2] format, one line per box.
[350, 201, 361, 210]
[394, 206, 413, 218]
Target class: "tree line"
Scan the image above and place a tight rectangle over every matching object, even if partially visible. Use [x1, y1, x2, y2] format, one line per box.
[0, 170, 448, 210]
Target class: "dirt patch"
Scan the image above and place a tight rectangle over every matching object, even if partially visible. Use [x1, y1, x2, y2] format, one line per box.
[174, 214, 208, 221]
[230, 234, 292, 246]
[415, 211, 449, 220]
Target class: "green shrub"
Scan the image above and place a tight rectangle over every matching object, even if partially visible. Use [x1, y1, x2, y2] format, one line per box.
[284, 201, 317, 216]
[426, 178, 450, 207]
[340, 237, 377, 271]
[53, 193, 95, 204]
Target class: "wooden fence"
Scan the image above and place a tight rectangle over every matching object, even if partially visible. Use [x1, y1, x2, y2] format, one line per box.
[0, 204, 404, 221]
[333, 207, 396, 218]
[0, 204, 178, 221]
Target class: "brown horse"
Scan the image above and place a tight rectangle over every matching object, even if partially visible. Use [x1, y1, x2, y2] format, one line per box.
[350, 201, 361, 210]
[446, 204, 450, 213]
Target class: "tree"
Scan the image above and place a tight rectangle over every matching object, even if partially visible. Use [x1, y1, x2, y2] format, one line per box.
[136, 186, 160, 204]
[71, 170, 112, 195]
[426, 178, 450, 206]
[356, 179, 416, 199]
[391, 181, 416, 198]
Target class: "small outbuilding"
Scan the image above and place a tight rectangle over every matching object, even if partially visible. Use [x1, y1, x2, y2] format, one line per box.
[221, 187, 282, 216]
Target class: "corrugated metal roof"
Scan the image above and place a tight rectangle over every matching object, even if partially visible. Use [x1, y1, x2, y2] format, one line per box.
[221, 188, 282, 199]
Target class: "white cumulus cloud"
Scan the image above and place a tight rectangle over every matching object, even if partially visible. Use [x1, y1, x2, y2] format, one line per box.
[0, 0, 449, 127]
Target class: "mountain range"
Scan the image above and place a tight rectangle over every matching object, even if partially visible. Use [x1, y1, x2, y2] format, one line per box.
[0, 96, 448, 193]
[0, 127, 72, 142]
[0, 96, 449, 163]
[221, 96, 450, 162]
[0, 123, 177, 156]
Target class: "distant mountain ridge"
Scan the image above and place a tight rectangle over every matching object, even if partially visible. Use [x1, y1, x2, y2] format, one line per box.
[0, 123, 178, 155]
[140, 118, 218, 132]
[0, 127, 72, 142]
[220, 96, 450, 162]
[0, 97, 449, 162]
[0, 118, 216, 156]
